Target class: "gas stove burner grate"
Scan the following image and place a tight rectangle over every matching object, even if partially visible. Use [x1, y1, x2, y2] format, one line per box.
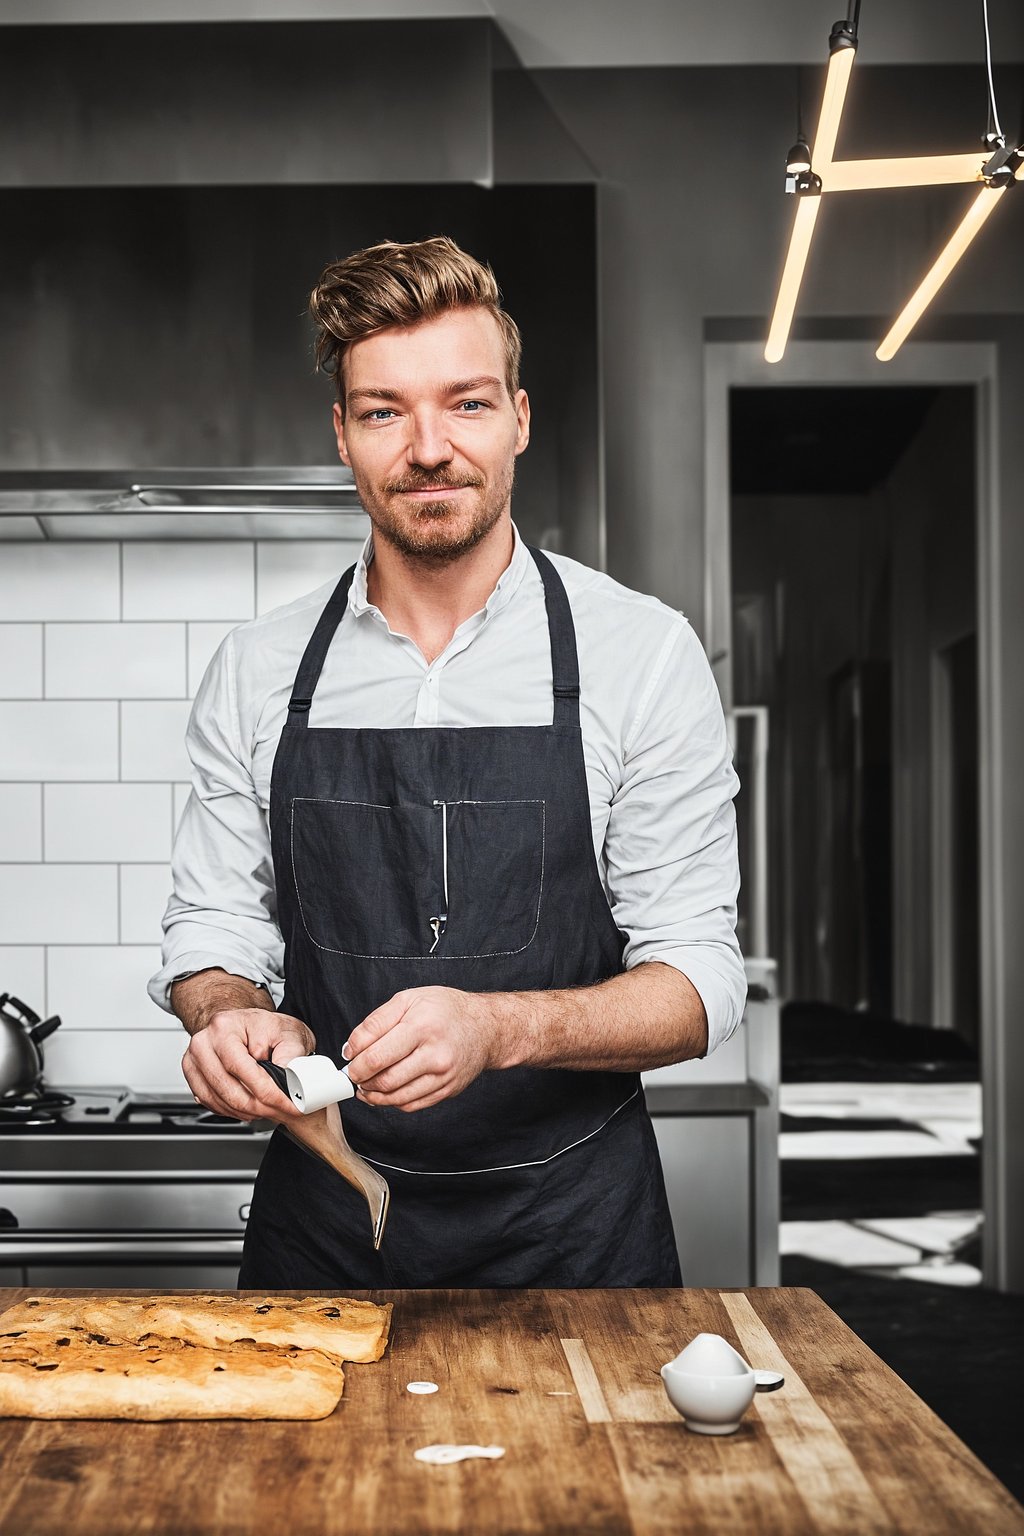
[0, 1085, 272, 1135]
[0, 1105, 58, 1126]
[0, 1089, 76, 1121]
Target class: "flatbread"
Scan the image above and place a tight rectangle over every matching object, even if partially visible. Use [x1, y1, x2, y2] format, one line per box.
[0, 1293, 392, 1366]
[0, 1329, 342, 1421]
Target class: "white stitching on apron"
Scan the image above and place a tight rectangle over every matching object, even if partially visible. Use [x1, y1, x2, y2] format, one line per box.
[289, 797, 546, 960]
[357, 1086, 640, 1176]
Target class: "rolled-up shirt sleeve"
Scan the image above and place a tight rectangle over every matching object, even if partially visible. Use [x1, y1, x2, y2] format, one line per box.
[147, 630, 284, 1014]
[603, 618, 745, 1056]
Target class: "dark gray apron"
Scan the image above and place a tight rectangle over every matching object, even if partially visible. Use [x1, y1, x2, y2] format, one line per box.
[238, 546, 680, 1288]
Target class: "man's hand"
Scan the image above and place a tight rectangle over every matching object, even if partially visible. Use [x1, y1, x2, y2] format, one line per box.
[171, 969, 316, 1124]
[182, 1008, 315, 1124]
[342, 964, 709, 1113]
[343, 987, 501, 1113]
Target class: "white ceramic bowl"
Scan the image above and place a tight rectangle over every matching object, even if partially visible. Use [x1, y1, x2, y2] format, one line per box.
[660, 1333, 756, 1434]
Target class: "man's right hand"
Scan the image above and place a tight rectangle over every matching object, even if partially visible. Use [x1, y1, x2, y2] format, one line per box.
[171, 970, 315, 1124]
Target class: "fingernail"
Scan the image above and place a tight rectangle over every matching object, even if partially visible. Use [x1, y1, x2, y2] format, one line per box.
[341, 1040, 352, 1061]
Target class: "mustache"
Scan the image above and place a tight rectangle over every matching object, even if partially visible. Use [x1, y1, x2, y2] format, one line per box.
[384, 470, 485, 494]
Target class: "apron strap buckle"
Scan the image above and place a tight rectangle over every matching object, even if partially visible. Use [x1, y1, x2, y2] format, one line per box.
[553, 684, 580, 699]
[288, 697, 313, 713]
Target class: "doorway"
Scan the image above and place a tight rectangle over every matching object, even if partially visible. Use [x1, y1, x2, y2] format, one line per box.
[704, 340, 1000, 1281]
[727, 382, 976, 1032]
[729, 379, 982, 1278]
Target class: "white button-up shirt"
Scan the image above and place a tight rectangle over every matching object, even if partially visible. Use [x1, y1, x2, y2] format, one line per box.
[149, 526, 746, 1055]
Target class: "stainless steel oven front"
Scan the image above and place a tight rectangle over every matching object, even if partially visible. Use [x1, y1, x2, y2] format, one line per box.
[0, 1100, 270, 1289]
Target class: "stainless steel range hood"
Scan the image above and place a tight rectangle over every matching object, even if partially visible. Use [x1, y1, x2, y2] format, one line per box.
[0, 468, 369, 541]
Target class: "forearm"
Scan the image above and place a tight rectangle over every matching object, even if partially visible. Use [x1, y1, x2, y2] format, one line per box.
[169, 968, 276, 1037]
[488, 961, 708, 1073]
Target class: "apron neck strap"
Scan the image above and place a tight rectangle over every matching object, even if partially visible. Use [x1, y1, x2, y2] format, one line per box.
[527, 545, 581, 727]
[286, 563, 357, 718]
[285, 545, 582, 727]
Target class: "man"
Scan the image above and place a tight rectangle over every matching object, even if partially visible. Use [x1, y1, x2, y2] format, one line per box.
[149, 235, 746, 1288]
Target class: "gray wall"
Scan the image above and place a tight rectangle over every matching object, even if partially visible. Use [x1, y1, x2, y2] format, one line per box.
[990, 317, 1024, 1290]
[0, 20, 493, 186]
[513, 63, 1024, 622]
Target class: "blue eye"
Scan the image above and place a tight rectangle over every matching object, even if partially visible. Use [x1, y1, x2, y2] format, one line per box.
[367, 408, 395, 421]
[458, 400, 486, 413]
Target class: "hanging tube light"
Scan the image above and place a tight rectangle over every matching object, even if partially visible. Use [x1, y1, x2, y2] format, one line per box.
[765, 22, 857, 364]
[876, 183, 1008, 361]
[765, 198, 823, 364]
[765, 0, 1020, 364]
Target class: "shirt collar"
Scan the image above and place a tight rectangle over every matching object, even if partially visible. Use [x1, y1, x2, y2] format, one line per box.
[348, 521, 532, 628]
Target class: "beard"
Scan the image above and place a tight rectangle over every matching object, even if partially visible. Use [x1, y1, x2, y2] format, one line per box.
[354, 458, 516, 568]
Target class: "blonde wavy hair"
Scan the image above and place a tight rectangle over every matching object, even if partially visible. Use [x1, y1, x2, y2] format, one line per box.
[309, 236, 522, 416]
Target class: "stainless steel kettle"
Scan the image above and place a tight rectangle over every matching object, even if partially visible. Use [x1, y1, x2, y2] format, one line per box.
[0, 993, 61, 1097]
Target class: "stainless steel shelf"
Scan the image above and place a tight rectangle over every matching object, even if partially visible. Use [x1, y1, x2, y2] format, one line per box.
[0, 468, 369, 541]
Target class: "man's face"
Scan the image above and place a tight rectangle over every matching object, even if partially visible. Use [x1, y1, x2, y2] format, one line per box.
[333, 306, 530, 566]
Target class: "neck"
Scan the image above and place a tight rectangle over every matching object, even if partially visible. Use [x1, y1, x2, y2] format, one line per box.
[365, 517, 516, 663]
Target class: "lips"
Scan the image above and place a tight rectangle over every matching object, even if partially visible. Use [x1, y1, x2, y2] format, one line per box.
[403, 486, 467, 497]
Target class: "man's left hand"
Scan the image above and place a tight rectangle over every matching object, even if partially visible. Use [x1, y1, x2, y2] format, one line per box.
[343, 987, 503, 1112]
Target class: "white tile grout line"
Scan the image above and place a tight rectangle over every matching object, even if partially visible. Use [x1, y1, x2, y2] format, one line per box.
[2, 696, 192, 702]
[0, 619, 248, 624]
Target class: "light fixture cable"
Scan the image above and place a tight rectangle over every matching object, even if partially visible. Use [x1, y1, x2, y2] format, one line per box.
[982, 0, 1004, 144]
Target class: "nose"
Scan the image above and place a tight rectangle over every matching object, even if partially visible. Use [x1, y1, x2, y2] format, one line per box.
[406, 409, 454, 471]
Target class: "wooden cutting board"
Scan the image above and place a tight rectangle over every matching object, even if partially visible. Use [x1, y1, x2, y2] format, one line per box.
[0, 1286, 1020, 1536]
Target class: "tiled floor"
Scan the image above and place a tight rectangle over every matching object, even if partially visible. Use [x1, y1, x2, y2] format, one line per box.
[780, 1080, 982, 1285]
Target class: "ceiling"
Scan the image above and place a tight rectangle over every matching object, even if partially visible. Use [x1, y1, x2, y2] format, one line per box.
[3, 0, 1023, 65]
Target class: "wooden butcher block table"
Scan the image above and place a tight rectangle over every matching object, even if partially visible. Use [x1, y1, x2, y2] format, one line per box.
[0, 1286, 1021, 1536]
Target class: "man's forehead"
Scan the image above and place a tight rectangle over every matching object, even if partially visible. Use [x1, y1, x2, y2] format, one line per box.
[344, 308, 505, 392]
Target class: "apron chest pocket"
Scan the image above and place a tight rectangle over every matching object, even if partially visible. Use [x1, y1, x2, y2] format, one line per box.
[290, 797, 545, 960]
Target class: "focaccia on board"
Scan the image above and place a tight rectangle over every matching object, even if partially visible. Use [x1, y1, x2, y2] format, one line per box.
[0, 1329, 342, 1421]
[0, 1293, 392, 1366]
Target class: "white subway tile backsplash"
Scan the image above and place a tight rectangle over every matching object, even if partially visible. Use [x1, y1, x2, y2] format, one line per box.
[44, 1029, 188, 1091]
[0, 947, 46, 1011]
[0, 624, 43, 697]
[173, 783, 191, 831]
[0, 542, 259, 1093]
[120, 700, 193, 781]
[45, 784, 172, 863]
[187, 622, 237, 697]
[0, 702, 119, 780]
[119, 864, 172, 945]
[123, 544, 255, 622]
[47, 945, 164, 1031]
[0, 784, 42, 860]
[0, 545, 120, 621]
[256, 541, 362, 616]
[0, 864, 118, 943]
[46, 623, 185, 699]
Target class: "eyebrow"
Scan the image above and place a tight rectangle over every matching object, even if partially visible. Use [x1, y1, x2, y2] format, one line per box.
[346, 375, 505, 406]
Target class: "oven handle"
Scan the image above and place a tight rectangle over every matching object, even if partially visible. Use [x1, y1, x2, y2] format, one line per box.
[0, 1232, 244, 1263]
